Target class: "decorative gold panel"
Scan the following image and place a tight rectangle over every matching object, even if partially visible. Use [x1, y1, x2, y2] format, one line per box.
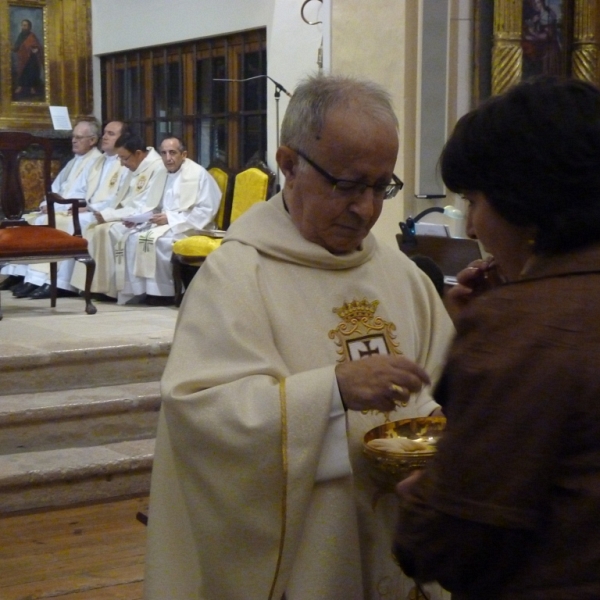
[492, 0, 523, 95]
[0, 0, 92, 130]
[477, 1, 600, 99]
[19, 158, 61, 211]
[572, 0, 600, 81]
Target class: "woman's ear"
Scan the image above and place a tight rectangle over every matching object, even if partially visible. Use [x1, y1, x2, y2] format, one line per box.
[276, 146, 298, 181]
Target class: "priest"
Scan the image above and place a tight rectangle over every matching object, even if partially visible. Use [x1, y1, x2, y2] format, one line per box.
[116, 135, 220, 305]
[70, 132, 163, 299]
[144, 74, 455, 600]
[5, 118, 102, 299]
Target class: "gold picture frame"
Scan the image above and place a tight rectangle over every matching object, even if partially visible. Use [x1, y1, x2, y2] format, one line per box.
[0, 0, 92, 130]
[475, 0, 600, 101]
[9, 2, 49, 104]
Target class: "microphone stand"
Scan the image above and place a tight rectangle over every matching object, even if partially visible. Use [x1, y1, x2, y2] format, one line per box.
[213, 75, 292, 192]
[399, 205, 464, 250]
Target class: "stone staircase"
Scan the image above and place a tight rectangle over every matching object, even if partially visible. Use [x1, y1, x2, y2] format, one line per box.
[0, 292, 176, 514]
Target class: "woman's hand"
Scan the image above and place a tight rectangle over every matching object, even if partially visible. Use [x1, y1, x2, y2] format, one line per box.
[395, 468, 424, 498]
[444, 258, 502, 321]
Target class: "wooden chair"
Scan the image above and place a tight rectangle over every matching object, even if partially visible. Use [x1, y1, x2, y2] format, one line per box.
[0, 131, 97, 320]
[171, 159, 276, 306]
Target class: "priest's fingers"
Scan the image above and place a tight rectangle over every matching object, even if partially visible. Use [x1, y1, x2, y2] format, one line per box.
[335, 355, 430, 413]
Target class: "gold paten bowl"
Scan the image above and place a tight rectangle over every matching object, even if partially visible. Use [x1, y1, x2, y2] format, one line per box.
[363, 416, 446, 491]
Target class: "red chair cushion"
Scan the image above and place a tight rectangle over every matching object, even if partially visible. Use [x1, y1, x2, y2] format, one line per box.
[0, 226, 88, 258]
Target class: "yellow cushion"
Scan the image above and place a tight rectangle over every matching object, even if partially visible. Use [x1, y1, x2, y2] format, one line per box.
[173, 235, 222, 258]
[230, 168, 269, 223]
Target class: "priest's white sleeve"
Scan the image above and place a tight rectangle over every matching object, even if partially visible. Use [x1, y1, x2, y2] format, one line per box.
[314, 376, 353, 482]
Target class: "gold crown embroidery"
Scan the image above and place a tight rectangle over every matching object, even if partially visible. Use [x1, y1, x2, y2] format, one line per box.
[136, 175, 147, 193]
[329, 298, 401, 364]
[109, 172, 118, 188]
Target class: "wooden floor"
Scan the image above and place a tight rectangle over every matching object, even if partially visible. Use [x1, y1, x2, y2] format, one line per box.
[0, 496, 149, 600]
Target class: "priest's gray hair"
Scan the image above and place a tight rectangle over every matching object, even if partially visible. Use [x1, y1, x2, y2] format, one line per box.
[280, 73, 399, 155]
[75, 117, 101, 140]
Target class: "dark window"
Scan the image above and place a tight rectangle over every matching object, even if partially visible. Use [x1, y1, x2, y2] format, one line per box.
[100, 29, 266, 170]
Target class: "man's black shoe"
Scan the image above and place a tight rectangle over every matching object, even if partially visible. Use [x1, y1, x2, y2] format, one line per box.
[13, 282, 39, 298]
[145, 294, 175, 307]
[12, 281, 31, 296]
[90, 292, 117, 302]
[28, 284, 79, 300]
[27, 283, 51, 299]
[0, 275, 24, 291]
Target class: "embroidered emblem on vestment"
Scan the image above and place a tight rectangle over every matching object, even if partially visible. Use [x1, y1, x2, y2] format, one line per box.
[138, 231, 156, 253]
[329, 299, 401, 363]
[109, 173, 118, 188]
[136, 175, 147, 193]
[114, 242, 125, 265]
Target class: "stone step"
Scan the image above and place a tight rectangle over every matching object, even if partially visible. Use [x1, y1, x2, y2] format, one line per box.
[0, 438, 154, 514]
[0, 293, 176, 513]
[0, 381, 161, 454]
[0, 342, 170, 395]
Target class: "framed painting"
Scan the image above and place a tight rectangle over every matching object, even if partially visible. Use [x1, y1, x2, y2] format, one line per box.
[522, 0, 570, 80]
[474, 0, 600, 102]
[0, 0, 92, 130]
[9, 2, 48, 103]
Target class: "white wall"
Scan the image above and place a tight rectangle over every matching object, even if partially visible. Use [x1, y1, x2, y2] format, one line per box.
[91, 0, 274, 55]
[331, 0, 416, 250]
[90, 0, 325, 176]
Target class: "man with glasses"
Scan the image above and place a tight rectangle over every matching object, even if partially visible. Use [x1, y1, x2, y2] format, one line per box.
[73, 131, 163, 300]
[4, 118, 102, 298]
[145, 74, 454, 600]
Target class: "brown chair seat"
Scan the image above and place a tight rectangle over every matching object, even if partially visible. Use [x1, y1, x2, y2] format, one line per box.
[0, 225, 89, 258]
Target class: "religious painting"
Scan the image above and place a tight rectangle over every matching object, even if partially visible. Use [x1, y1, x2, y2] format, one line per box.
[522, 0, 568, 79]
[0, 0, 91, 131]
[472, 0, 600, 103]
[9, 3, 47, 103]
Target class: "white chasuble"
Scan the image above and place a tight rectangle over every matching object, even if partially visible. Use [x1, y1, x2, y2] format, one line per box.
[132, 159, 220, 280]
[86, 154, 127, 211]
[144, 192, 455, 600]
[71, 149, 164, 294]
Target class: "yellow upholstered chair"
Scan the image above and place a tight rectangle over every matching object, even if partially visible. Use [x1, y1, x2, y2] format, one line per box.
[207, 160, 235, 231]
[171, 159, 275, 306]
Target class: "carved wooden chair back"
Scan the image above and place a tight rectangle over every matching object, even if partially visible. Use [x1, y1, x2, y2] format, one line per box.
[0, 131, 97, 319]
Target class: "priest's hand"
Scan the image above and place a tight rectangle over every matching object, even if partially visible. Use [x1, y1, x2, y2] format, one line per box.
[150, 213, 168, 226]
[335, 355, 430, 413]
[94, 211, 106, 224]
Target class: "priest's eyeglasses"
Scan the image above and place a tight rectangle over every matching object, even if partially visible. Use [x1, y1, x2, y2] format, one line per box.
[294, 149, 403, 200]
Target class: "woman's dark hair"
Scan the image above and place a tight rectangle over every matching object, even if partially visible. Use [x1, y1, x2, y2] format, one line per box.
[441, 77, 600, 254]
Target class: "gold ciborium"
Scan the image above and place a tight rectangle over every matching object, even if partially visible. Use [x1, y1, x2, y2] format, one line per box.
[363, 416, 446, 491]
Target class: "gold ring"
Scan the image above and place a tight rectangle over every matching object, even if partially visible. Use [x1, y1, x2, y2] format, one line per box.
[389, 383, 407, 395]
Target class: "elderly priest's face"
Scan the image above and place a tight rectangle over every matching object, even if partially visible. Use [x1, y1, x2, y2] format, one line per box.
[279, 107, 398, 255]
